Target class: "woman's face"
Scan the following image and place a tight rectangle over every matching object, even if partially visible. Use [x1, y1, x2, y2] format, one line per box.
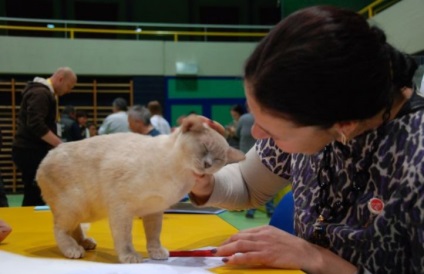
[245, 83, 336, 154]
[230, 110, 241, 121]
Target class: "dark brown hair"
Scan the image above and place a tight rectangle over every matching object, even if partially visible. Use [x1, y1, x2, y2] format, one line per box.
[147, 100, 162, 115]
[244, 6, 417, 128]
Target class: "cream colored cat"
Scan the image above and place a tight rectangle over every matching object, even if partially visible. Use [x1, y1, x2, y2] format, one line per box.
[36, 115, 245, 264]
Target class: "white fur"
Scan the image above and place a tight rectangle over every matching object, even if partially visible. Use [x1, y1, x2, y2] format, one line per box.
[36, 115, 245, 263]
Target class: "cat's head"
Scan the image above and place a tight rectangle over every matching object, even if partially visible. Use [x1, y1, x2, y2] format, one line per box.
[179, 115, 245, 175]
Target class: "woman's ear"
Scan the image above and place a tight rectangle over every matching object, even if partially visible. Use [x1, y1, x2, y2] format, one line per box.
[333, 121, 360, 144]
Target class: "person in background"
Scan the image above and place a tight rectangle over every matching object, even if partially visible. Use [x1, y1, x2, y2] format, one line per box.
[12, 67, 76, 206]
[172, 111, 198, 132]
[127, 105, 161, 136]
[147, 100, 171, 134]
[98, 97, 129, 135]
[0, 127, 9, 207]
[59, 105, 82, 142]
[190, 6, 423, 273]
[0, 171, 8, 207]
[236, 110, 256, 153]
[86, 122, 98, 137]
[225, 104, 245, 149]
[75, 110, 89, 138]
[171, 115, 186, 132]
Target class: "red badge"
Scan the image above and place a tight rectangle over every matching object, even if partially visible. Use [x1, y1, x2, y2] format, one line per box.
[368, 198, 384, 215]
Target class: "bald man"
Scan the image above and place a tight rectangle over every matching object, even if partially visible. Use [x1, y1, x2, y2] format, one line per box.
[12, 67, 77, 206]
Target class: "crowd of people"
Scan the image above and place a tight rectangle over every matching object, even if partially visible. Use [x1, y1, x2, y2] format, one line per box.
[6, 67, 173, 208]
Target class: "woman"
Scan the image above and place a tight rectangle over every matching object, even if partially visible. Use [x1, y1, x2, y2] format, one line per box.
[225, 104, 246, 149]
[190, 6, 423, 273]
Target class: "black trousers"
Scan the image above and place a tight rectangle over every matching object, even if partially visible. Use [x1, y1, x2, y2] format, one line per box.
[12, 146, 48, 206]
[0, 173, 9, 207]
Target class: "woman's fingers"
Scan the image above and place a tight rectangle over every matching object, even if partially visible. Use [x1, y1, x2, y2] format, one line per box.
[220, 225, 279, 245]
[215, 225, 305, 269]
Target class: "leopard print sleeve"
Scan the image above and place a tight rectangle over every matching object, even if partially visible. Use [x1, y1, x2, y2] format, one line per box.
[256, 138, 291, 180]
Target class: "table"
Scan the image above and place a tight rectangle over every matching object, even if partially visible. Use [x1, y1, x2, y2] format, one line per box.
[0, 207, 303, 273]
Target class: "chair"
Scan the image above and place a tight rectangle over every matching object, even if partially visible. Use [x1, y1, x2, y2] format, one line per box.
[269, 190, 295, 235]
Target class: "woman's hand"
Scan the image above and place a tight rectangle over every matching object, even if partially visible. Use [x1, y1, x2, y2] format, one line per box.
[190, 173, 215, 205]
[215, 225, 316, 270]
[215, 225, 357, 274]
[0, 219, 12, 243]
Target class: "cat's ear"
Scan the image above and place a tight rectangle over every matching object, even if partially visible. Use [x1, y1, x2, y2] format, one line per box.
[181, 115, 206, 133]
[181, 115, 225, 135]
[226, 147, 246, 164]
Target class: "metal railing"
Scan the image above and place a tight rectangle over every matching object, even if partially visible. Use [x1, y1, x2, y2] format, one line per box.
[0, 17, 271, 42]
[358, 0, 401, 18]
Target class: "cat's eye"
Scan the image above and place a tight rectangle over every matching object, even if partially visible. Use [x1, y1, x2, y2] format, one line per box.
[203, 144, 209, 155]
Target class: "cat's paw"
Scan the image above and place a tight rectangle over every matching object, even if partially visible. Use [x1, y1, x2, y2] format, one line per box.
[80, 237, 97, 250]
[62, 245, 85, 259]
[118, 252, 143, 264]
[148, 247, 169, 260]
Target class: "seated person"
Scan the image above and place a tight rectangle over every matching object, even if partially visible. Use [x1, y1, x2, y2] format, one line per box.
[127, 105, 161, 136]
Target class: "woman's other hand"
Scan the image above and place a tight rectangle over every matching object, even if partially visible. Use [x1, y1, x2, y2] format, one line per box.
[190, 173, 215, 205]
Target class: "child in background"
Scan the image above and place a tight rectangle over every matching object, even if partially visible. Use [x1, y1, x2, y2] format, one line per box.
[87, 122, 98, 137]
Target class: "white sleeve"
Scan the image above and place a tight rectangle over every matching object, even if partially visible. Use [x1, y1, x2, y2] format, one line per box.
[203, 146, 290, 210]
[98, 116, 110, 135]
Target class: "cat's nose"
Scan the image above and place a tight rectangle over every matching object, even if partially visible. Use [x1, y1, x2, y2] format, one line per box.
[204, 160, 212, 169]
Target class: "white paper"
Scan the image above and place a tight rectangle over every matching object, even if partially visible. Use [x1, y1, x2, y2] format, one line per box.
[0, 250, 225, 274]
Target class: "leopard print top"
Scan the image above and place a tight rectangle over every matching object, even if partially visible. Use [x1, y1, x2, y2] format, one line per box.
[256, 109, 424, 274]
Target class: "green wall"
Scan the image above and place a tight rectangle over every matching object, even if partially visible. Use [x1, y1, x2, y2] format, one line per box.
[171, 105, 204, 126]
[281, 0, 373, 17]
[170, 102, 245, 127]
[211, 105, 238, 127]
[168, 78, 245, 99]
[167, 77, 246, 126]
[0, 36, 256, 76]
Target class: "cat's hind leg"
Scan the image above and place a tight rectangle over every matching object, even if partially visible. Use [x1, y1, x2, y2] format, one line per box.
[142, 212, 169, 260]
[109, 211, 143, 263]
[71, 223, 97, 251]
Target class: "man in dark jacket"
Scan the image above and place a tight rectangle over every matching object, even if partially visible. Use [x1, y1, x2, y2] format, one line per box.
[0, 127, 9, 207]
[12, 67, 77, 206]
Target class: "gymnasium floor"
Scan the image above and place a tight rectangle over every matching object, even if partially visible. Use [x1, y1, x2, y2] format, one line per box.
[5, 194, 270, 230]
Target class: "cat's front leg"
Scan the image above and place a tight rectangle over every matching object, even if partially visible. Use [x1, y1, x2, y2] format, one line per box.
[142, 212, 169, 260]
[54, 223, 86, 259]
[109, 211, 143, 263]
